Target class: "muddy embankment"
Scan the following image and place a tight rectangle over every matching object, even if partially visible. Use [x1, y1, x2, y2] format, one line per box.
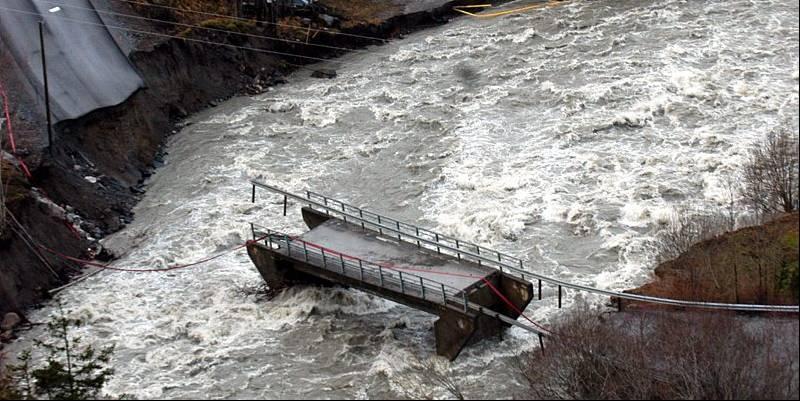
[0, 0, 493, 330]
[626, 212, 799, 308]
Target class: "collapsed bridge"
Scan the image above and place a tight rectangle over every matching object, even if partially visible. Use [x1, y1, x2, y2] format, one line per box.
[246, 182, 799, 360]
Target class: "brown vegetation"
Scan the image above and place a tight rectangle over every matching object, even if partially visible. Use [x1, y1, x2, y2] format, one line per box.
[631, 128, 800, 307]
[521, 305, 799, 400]
[129, 0, 239, 28]
[632, 212, 799, 305]
[318, 0, 400, 28]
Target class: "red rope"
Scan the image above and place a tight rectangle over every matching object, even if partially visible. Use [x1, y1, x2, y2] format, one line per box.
[37, 235, 269, 273]
[481, 277, 552, 334]
[295, 236, 552, 334]
[0, 80, 33, 179]
[39, 223, 551, 332]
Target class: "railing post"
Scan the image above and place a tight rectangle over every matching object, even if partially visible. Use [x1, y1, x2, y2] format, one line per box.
[538, 280, 542, 300]
[359, 260, 364, 281]
[538, 333, 545, 356]
[420, 277, 425, 299]
[400, 271, 405, 294]
[285, 234, 291, 257]
[377, 215, 383, 234]
[462, 292, 468, 312]
[359, 210, 365, 229]
[435, 233, 440, 254]
[396, 221, 401, 240]
[303, 242, 309, 262]
[441, 284, 446, 303]
[283, 195, 288, 216]
[558, 285, 562, 309]
[339, 254, 345, 274]
[415, 227, 420, 247]
[251, 184, 256, 203]
[322, 249, 327, 268]
[379, 266, 384, 287]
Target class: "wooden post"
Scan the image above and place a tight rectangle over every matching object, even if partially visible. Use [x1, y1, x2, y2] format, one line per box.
[538, 333, 545, 356]
[39, 21, 53, 155]
[558, 285, 562, 308]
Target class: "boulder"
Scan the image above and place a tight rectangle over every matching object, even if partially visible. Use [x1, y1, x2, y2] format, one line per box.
[311, 69, 337, 79]
[1, 312, 21, 331]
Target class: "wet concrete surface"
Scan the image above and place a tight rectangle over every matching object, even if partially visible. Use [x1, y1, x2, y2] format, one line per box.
[300, 219, 494, 290]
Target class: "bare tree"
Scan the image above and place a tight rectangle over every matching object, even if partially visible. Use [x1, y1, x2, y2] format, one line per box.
[742, 127, 800, 217]
[395, 356, 465, 400]
[654, 210, 728, 263]
[520, 304, 800, 400]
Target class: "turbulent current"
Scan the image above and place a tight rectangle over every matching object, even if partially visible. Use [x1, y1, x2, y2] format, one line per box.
[15, 0, 799, 398]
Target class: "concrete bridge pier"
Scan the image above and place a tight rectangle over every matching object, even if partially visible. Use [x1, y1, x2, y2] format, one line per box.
[246, 208, 534, 360]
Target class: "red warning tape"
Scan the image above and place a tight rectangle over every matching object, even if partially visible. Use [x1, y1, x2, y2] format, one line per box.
[0, 79, 33, 179]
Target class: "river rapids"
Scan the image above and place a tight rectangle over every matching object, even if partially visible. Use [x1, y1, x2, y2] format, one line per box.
[14, 0, 800, 398]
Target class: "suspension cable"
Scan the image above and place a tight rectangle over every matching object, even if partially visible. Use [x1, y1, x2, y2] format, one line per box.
[33, 0, 376, 56]
[0, 5, 360, 68]
[104, 0, 388, 43]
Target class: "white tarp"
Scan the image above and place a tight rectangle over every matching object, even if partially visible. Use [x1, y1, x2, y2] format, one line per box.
[0, 0, 144, 122]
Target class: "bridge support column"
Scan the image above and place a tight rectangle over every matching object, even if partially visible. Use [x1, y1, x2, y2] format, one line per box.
[434, 311, 477, 361]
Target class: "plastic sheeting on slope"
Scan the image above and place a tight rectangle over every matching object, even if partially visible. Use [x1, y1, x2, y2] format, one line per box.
[0, 0, 144, 123]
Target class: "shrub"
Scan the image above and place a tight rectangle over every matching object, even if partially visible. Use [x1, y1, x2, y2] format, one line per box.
[653, 210, 729, 263]
[520, 304, 799, 400]
[742, 127, 800, 217]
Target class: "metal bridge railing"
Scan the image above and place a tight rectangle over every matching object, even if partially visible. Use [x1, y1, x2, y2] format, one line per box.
[249, 224, 475, 310]
[251, 182, 800, 314]
[249, 224, 548, 336]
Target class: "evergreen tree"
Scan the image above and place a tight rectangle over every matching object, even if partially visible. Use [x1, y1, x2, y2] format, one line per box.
[5, 302, 115, 400]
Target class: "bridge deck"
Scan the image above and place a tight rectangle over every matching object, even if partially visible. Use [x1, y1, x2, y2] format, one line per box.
[247, 206, 537, 360]
[300, 219, 494, 291]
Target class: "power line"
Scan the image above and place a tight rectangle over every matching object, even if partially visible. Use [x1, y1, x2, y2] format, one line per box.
[0, 5, 361, 69]
[105, 0, 388, 43]
[33, 0, 376, 57]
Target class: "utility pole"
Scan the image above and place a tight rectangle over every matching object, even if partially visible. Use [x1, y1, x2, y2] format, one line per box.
[39, 20, 54, 155]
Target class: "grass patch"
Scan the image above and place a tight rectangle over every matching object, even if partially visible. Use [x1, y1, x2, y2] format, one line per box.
[318, 0, 399, 28]
[178, 17, 257, 37]
[631, 212, 799, 305]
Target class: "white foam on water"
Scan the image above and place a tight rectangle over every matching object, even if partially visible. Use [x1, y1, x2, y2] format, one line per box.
[11, 0, 799, 399]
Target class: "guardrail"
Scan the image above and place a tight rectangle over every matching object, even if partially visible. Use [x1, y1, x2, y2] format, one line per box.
[249, 224, 548, 336]
[251, 225, 473, 309]
[251, 182, 800, 314]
